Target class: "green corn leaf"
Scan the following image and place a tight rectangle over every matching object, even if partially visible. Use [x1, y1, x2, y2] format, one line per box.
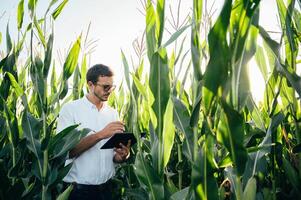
[21, 110, 42, 157]
[189, 1, 202, 134]
[0, 54, 8, 71]
[21, 109, 43, 179]
[147, 83, 157, 129]
[134, 152, 165, 199]
[229, 0, 260, 109]
[170, 187, 189, 200]
[41, 119, 56, 151]
[121, 50, 139, 135]
[28, 0, 37, 17]
[6, 72, 24, 97]
[49, 124, 78, 154]
[280, 76, 297, 110]
[193, 0, 203, 25]
[245, 94, 266, 132]
[276, 0, 298, 58]
[192, 143, 219, 200]
[162, 98, 175, 167]
[21, 181, 35, 198]
[46, 0, 59, 14]
[18, 61, 27, 86]
[59, 81, 68, 99]
[47, 167, 59, 186]
[43, 33, 53, 78]
[190, 81, 202, 127]
[156, 0, 165, 46]
[161, 24, 190, 49]
[276, 0, 287, 27]
[217, 100, 248, 176]
[121, 50, 131, 90]
[255, 46, 269, 81]
[54, 163, 73, 186]
[16, 29, 27, 56]
[230, 0, 260, 62]
[233, 24, 259, 110]
[72, 65, 80, 100]
[51, 63, 58, 95]
[132, 74, 147, 98]
[146, 0, 157, 60]
[259, 26, 280, 57]
[34, 17, 46, 48]
[124, 188, 148, 199]
[17, 0, 24, 30]
[30, 56, 45, 108]
[51, 128, 90, 159]
[276, 61, 301, 98]
[202, 0, 232, 113]
[191, 0, 203, 82]
[79, 55, 87, 95]
[283, 157, 301, 192]
[116, 85, 125, 113]
[149, 48, 170, 135]
[56, 185, 73, 200]
[52, 0, 69, 20]
[172, 96, 193, 161]
[0, 74, 11, 103]
[243, 177, 257, 200]
[0, 32, 2, 44]
[63, 36, 81, 80]
[251, 112, 284, 175]
[293, 8, 301, 38]
[3, 53, 17, 76]
[1, 97, 19, 146]
[49, 66, 59, 105]
[25, 17, 44, 32]
[218, 154, 232, 168]
[149, 48, 170, 176]
[247, 144, 276, 153]
[6, 23, 12, 53]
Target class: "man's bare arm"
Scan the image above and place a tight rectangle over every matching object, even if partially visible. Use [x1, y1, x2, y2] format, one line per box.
[69, 121, 124, 158]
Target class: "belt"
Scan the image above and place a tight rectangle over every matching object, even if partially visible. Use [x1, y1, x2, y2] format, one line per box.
[63, 181, 109, 191]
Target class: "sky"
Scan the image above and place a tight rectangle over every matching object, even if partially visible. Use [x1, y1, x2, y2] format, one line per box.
[0, 0, 284, 103]
[0, 0, 148, 85]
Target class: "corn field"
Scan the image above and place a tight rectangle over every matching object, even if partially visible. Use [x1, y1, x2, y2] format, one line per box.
[0, 0, 301, 199]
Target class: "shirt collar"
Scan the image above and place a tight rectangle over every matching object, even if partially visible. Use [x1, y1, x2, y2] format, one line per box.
[83, 95, 106, 110]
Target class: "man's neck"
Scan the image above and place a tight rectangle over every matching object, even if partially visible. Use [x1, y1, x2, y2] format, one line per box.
[86, 93, 104, 110]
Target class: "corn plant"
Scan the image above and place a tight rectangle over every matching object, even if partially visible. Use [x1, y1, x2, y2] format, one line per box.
[115, 0, 301, 200]
[0, 0, 90, 199]
[1, 0, 301, 199]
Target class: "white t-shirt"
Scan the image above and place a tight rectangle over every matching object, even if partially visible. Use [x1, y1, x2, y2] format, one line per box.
[56, 96, 119, 185]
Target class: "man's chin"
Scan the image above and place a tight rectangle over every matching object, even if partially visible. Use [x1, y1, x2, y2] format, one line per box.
[101, 96, 109, 101]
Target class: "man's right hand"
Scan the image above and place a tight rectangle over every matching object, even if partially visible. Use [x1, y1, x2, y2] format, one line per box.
[97, 121, 125, 139]
[69, 121, 124, 158]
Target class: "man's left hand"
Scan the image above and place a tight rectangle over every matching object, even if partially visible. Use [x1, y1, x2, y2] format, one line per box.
[113, 140, 131, 163]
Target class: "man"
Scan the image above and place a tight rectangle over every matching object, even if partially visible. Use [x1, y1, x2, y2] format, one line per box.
[56, 64, 131, 200]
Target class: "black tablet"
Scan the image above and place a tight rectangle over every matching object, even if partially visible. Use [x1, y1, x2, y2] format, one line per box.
[100, 132, 146, 149]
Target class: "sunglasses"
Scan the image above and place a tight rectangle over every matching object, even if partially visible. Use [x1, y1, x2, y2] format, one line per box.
[94, 83, 116, 92]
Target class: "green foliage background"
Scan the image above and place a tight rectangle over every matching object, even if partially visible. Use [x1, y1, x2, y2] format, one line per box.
[0, 0, 301, 200]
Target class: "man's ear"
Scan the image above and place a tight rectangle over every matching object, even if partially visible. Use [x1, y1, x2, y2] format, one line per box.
[87, 81, 93, 87]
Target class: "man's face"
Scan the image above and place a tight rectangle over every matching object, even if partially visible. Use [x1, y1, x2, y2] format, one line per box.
[89, 76, 115, 101]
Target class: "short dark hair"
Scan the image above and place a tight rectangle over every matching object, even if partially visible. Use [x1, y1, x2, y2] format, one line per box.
[86, 64, 114, 83]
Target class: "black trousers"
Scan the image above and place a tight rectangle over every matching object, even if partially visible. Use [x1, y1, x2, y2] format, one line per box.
[63, 181, 113, 200]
